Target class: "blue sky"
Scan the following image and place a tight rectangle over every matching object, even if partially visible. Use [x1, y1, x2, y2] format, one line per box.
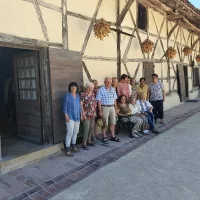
[189, 0, 200, 8]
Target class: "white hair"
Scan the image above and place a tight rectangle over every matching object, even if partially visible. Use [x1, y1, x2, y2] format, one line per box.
[104, 77, 112, 81]
[85, 82, 94, 88]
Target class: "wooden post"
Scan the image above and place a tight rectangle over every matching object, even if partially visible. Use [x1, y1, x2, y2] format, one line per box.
[0, 135, 2, 160]
[117, 0, 121, 80]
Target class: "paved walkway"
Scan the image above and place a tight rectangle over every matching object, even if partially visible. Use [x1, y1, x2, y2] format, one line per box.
[51, 112, 200, 200]
[0, 100, 200, 200]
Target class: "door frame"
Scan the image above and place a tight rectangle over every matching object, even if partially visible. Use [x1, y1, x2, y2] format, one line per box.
[0, 36, 53, 144]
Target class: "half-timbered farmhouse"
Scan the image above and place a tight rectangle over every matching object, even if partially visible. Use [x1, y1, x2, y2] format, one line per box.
[0, 0, 199, 171]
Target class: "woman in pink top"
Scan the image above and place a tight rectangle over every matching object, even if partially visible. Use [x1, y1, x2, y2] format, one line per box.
[117, 74, 130, 98]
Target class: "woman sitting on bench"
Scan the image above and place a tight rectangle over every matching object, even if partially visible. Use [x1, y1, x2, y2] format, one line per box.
[117, 95, 143, 138]
[136, 93, 159, 134]
[129, 96, 150, 134]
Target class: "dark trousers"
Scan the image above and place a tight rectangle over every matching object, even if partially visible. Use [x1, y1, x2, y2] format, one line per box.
[151, 100, 164, 120]
[145, 111, 154, 131]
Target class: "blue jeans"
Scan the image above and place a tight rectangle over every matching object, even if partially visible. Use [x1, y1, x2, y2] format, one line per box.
[144, 111, 154, 131]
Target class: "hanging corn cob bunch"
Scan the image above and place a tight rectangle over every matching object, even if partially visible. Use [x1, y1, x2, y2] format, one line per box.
[141, 39, 154, 53]
[166, 47, 177, 59]
[93, 18, 111, 40]
[182, 46, 192, 56]
[195, 54, 200, 63]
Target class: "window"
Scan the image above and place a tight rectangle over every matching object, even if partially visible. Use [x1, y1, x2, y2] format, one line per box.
[137, 3, 147, 31]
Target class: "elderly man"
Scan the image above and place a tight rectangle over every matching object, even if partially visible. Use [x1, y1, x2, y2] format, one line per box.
[96, 77, 120, 144]
[149, 73, 165, 124]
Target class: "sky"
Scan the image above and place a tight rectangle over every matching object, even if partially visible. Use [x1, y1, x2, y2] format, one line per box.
[189, 0, 200, 8]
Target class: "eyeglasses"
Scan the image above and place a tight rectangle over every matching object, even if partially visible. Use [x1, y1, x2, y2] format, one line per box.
[71, 86, 77, 88]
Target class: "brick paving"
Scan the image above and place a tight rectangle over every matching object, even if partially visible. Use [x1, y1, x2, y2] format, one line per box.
[0, 101, 200, 200]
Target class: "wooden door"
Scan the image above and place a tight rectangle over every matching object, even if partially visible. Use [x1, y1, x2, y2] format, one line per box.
[14, 52, 43, 144]
[183, 65, 189, 98]
[177, 64, 187, 102]
[49, 48, 83, 144]
[143, 61, 155, 84]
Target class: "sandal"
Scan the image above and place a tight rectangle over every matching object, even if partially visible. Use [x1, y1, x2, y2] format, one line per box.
[88, 142, 95, 147]
[110, 137, 120, 142]
[82, 145, 89, 150]
[102, 137, 108, 144]
[64, 149, 73, 157]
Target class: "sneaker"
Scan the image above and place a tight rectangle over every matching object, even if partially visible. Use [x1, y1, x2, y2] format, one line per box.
[143, 130, 150, 135]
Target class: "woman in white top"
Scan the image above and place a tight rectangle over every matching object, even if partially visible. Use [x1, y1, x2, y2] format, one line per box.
[129, 96, 149, 133]
[136, 93, 159, 134]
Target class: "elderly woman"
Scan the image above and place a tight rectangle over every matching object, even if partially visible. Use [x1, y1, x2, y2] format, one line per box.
[117, 95, 143, 138]
[81, 82, 97, 150]
[136, 93, 159, 134]
[129, 96, 149, 133]
[137, 77, 149, 100]
[63, 82, 83, 156]
[130, 78, 138, 98]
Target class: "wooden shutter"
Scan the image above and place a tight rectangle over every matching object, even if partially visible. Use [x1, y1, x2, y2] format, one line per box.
[143, 61, 155, 84]
[177, 64, 187, 102]
[49, 48, 83, 144]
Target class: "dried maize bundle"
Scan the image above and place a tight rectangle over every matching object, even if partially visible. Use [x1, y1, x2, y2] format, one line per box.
[93, 18, 110, 40]
[196, 54, 200, 63]
[141, 39, 154, 53]
[166, 47, 177, 59]
[183, 46, 192, 56]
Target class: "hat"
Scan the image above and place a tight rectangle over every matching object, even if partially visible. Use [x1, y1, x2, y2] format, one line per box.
[96, 118, 106, 128]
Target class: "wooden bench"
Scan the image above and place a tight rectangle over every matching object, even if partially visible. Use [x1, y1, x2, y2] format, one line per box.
[115, 116, 134, 138]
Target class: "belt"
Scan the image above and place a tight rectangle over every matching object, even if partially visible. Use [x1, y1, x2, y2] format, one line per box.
[102, 105, 114, 107]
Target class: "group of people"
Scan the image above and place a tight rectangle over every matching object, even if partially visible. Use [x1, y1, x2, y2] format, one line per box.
[63, 73, 165, 156]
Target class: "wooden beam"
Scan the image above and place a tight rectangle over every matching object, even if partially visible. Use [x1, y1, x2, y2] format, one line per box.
[110, 28, 135, 37]
[167, 14, 184, 21]
[81, 0, 103, 54]
[61, 0, 68, 49]
[32, 0, 49, 41]
[133, 62, 141, 78]
[82, 61, 92, 81]
[23, 0, 61, 12]
[117, 0, 121, 80]
[151, 13, 166, 59]
[123, 63, 131, 76]
[123, 28, 136, 61]
[168, 21, 179, 39]
[83, 55, 117, 61]
[127, 0, 145, 59]
[116, 0, 135, 26]
[191, 38, 200, 49]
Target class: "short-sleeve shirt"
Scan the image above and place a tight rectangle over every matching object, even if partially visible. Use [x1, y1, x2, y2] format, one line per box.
[137, 84, 148, 98]
[80, 92, 97, 118]
[96, 86, 117, 105]
[149, 81, 164, 101]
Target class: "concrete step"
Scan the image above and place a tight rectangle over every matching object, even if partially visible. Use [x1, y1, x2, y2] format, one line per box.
[0, 143, 62, 175]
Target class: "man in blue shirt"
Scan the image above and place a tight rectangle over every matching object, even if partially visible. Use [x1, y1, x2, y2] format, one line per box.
[96, 77, 120, 144]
